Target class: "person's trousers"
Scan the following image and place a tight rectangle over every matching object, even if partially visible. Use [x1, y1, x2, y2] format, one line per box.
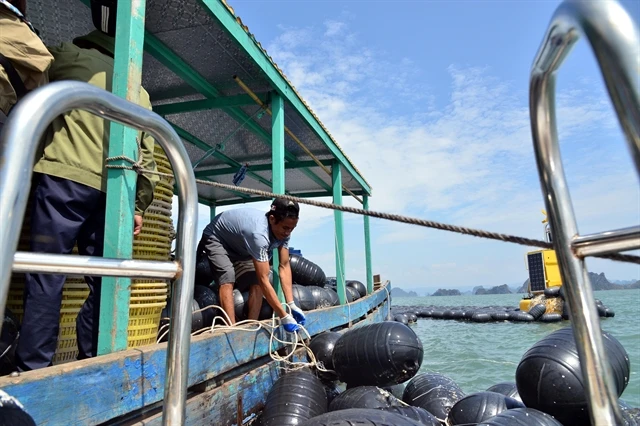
[15, 174, 106, 371]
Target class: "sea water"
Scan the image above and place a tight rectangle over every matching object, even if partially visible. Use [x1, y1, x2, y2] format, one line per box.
[393, 289, 640, 406]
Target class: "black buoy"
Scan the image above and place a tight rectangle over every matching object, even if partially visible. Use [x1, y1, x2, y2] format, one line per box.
[379, 406, 439, 426]
[539, 313, 562, 323]
[544, 286, 561, 297]
[332, 322, 423, 387]
[561, 302, 570, 320]
[323, 287, 340, 306]
[491, 311, 509, 321]
[191, 298, 203, 332]
[0, 390, 36, 426]
[605, 307, 616, 318]
[302, 408, 423, 426]
[448, 392, 524, 425]
[158, 305, 170, 343]
[472, 312, 492, 323]
[0, 308, 20, 376]
[477, 407, 563, 426]
[394, 314, 409, 325]
[516, 327, 630, 425]
[403, 372, 465, 420]
[345, 286, 361, 302]
[308, 332, 341, 381]
[329, 386, 402, 411]
[407, 313, 418, 323]
[510, 311, 534, 322]
[293, 284, 316, 311]
[324, 382, 342, 404]
[193, 285, 220, 327]
[262, 370, 327, 425]
[289, 254, 326, 287]
[346, 280, 367, 298]
[258, 298, 274, 320]
[194, 254, 214, 288]
[308, 286, 332, 309]
[486, 382, 521, 403]
[233, 289, 248, 322]
[382, 382, 406, 400]
[344, 286, 355, 303]
[528, 303, 546, 320]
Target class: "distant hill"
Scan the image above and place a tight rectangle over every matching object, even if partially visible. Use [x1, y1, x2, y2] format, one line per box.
[391, 288, 418, 297]
[432, 289, 461, 296]
[475, 284, 512, 295]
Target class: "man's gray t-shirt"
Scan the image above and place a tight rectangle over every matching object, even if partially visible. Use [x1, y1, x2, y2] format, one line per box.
[203, 208, 289, 262]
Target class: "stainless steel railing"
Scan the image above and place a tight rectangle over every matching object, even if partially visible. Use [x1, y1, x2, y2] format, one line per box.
[0, 81, 199, 426]
[529, 1, 640, 424]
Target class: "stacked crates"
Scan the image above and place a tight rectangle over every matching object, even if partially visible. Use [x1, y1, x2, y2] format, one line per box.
[9, 143, 175, 364]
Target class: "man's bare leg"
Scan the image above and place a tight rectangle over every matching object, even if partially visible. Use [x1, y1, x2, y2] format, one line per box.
[218, 283, 236, 324]
[247, 285, 263, 320]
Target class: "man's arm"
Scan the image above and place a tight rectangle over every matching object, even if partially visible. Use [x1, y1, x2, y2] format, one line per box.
[278, 245, 294, 305]
[252, 258, 287, 319]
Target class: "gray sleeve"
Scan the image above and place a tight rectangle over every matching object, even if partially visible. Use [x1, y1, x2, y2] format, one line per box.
[247, 232, 270, 262]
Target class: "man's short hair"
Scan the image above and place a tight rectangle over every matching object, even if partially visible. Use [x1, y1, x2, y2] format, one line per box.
[266, 197, 299, 222]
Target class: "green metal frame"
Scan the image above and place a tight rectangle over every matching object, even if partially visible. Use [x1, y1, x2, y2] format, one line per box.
[198, 0, 371, 197]
[271, 93, 285, 301]
[98, 0, 146, 354]
[363, 196, 373, 294]
[332, 162, 346, 305]
[153, 93, 268, 116]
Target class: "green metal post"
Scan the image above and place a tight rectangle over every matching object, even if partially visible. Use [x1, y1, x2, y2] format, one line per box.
[333, 161, 346, 304]
[363, 196, 373, 294]
[271, 92, 285, 302]
[98, 0, 146, 355]
[209, 203, 216, 221]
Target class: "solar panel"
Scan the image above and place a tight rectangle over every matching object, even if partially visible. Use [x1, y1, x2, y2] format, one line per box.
[527, 252, 547, 292]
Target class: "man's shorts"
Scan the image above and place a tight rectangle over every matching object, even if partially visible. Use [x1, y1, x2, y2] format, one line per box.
[200, 234, 258, 293]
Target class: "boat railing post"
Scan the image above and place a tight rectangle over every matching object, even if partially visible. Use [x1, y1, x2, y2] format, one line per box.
[529, 1, 640, 425]
[0, 81, 199, 426]
[332, 160, 347, 304]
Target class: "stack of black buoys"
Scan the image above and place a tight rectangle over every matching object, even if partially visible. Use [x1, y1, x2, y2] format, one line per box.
[191, 298, 203, 332]
[293, 284, 316, 311]
[516, 327, 630, 425]
[262, 370, 328, 425]
[379, 406, 440, 426]
[308, 286, 332, 309]
[0, 308, 19, 376]
[403, 372, 465, 420]
[193, 285, 220, 327]
[194, 254, 214, 288]
[328, 386, 402, 411]
[308, 332, 341, 381]
[346, 280, 367, 298]
[477, 408, 563, 426]
[332, 322, 423, 387]
[290, 254, 326, 287]
[301, 408, 422, 426]
[447, 392, 524, 425]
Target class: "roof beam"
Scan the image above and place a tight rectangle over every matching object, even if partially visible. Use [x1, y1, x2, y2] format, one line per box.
[153, 93, 268, 116]
[197, 0, 372, 196]
[213, 190, 365, 207]
[142, 33, 332, 193]
[194, 159, 334, 178]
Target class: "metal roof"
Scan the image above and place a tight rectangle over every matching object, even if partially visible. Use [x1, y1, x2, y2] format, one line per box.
[27, 0, 372, 206]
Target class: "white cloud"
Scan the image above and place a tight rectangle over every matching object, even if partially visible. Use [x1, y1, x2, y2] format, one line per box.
[324, 20, 346, 37]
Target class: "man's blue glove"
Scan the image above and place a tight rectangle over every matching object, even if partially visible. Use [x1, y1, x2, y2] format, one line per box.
[280, 314, 300, 333]
[288, 301, 306, 326]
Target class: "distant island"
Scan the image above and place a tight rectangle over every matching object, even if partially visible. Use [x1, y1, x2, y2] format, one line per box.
[517, 272, 639, 293]
[432, 289, 461, 296]
[474, 284, 511, 295]
[390, 288, 418, 297]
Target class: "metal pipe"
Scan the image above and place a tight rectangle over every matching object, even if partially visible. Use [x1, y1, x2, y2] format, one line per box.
[233, 75, 364, 204]
[529, 1, 639, 424]
[0, 81, 199, 426]
[572, 226, 640, 257]
[13, 252, 180, 279]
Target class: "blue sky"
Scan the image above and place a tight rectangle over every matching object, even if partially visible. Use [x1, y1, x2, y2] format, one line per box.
[179, 0, 640, 293]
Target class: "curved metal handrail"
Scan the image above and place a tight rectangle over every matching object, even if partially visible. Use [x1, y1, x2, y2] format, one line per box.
[0, 81, 199, 426]
[529, 1, 640, 425]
